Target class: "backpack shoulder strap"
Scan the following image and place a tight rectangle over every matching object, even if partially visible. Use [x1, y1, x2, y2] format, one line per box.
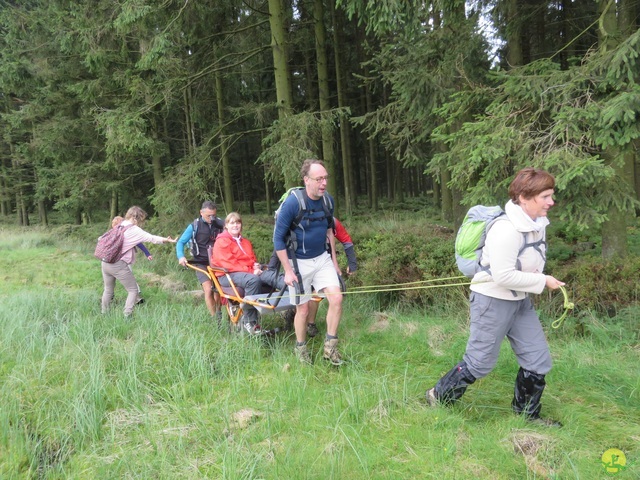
[191, 218, 200, 255]
[290, 188, 308, 229]
[322, 194, 334, 230]
[517, 232, 547, 261]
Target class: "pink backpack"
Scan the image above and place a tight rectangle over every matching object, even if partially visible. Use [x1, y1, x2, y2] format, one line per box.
[94, 225, 132, 263]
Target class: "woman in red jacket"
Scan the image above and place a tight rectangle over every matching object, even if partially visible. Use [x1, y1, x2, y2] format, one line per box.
[211, 212, 264, 335]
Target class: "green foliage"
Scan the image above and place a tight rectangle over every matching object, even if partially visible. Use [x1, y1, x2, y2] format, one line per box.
[432, 30, 640, 231]
[351, 215, 467, 310]
[150, 149, 220, 225]
[352, 17, 490, 169]
[258, 109, 345, 187]
[337, 0, 432, 37]
[552, 255, 640, 315]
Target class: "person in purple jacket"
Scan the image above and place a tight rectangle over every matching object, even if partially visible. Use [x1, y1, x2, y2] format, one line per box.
[101, 207, 175, 317]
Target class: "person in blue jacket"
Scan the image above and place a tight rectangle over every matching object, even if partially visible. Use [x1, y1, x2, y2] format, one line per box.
[176, 201, 224, 319]
[273, 159, 344, 366]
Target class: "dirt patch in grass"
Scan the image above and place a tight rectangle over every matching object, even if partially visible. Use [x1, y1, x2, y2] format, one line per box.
[140, 272, 186, 293]
[426, 325, 446, 356]
[508, 431, 555, 478]
[368, 312, 390, 332]
[400, 321, 418, 336]
[226, 408, 263, 434]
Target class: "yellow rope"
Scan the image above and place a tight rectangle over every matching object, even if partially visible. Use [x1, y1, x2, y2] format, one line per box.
[551, 285, 575, 329]
[188, 261, 575, 328]
[347, 275, 469, 290]
[251, 280, 472, 303]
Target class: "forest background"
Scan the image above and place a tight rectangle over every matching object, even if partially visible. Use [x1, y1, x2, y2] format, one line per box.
[1, 0, 639, 260]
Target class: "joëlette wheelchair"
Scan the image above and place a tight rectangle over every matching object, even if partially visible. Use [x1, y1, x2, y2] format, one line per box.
[186, 262, 320, 334]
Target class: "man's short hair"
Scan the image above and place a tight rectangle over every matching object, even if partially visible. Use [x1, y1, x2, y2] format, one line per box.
[201, 201, 217, 211]
[300, 159, 325, 179]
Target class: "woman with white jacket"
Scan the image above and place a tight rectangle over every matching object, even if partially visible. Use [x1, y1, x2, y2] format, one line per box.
[101, 206, 175, 317]
[426, 168, 565, 427]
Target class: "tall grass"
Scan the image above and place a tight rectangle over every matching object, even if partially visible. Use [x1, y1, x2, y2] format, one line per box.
[0, 226, 638, 479]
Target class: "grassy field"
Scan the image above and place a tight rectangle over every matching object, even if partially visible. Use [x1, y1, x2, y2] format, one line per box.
[0, 225, 638, 479]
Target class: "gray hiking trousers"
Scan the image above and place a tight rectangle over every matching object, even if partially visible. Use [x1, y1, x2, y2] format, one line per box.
[462, 292, 552, 379]
[218, 272, 262, 325]
[101, 260, 140, 316]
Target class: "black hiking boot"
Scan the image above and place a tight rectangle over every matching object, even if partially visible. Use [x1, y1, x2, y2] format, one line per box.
[427, 361, 477, 406]
[512, 367, 562, 427]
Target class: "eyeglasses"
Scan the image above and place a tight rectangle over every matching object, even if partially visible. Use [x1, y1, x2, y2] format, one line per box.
[307, 175, 330, 183]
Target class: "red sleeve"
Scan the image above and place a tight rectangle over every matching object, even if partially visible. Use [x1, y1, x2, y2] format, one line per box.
[333, 218, 352, 244]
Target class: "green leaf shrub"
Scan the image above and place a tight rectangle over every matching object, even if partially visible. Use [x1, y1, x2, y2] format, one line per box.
[353, 220, 467, 309]
[552, 256, 640, 315]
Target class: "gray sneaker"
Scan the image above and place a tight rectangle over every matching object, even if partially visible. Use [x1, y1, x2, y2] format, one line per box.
[323, 338, 344, 366]
[242, 322, 263, 336]
[307, 323, 319, 338]
[295, 344, 312, 364]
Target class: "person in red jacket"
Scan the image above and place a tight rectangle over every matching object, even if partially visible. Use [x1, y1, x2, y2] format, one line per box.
[210, 212, 264, 335]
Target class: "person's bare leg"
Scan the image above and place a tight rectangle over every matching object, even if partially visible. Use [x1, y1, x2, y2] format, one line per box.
[202, 280, 217, 316]
[307, 299, 319, 325]
[294, 302, 310, 343]
[323, 286, 343, 336]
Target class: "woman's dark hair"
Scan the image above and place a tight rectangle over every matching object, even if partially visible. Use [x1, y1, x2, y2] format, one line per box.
[509, 168, 555, 203]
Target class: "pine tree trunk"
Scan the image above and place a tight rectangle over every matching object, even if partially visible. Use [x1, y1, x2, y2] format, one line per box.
[330, 1, 353, 216]
[268, 0, 295, 187]
[215, 69, 233, 212]
[314, 0, 338, 211]
[385, 149, 393, 200]
[394, 159, 403, 204]
[184, 87, 196, 156]
[365, 76, 379, 211]
[441, 169, 453, 222]
[433, 176, 441, 209]
[618, 0, 636, 36]
[268, 0, 293, 120]
[110, 190, 118, 220]
[598, 0, 631, 258]
[0, 168, 8, 216]
[150, 121, 163, 188]
[506, 0, 523, 67]
[633, 140, 640, 211]
[38, 199, 48, 227]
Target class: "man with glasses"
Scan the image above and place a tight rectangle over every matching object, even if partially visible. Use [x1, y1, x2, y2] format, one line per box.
[274, 159, 344, 365]
[177, 201, 225, 320]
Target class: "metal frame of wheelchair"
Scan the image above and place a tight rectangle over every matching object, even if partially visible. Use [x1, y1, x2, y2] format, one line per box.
[187, 262, 321, 334]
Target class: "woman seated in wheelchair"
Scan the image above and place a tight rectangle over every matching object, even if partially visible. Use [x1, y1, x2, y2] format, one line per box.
[210, 212, 265, 335]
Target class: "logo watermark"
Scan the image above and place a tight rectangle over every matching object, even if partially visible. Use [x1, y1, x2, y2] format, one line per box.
[601, 448, 627, 475]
